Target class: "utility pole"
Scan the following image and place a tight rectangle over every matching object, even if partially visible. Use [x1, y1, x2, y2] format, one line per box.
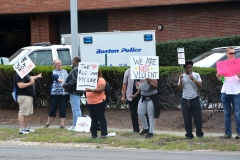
[70, 0, 78, 58]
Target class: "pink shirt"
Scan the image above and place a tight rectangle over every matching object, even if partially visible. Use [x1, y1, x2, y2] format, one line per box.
[86, 77, 106, 104]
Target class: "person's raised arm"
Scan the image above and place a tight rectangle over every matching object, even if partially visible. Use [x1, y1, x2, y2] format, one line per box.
[178, 74, 183, 90]
[30, 73, 42, 80]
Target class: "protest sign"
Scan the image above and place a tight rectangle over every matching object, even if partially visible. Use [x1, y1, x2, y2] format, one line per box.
[13, 56, 35, 79]
[76, 62, 99, 90]
[216, 58, 240, 77]
[177, 48, 185, 65]
[130, 56, 159, 79]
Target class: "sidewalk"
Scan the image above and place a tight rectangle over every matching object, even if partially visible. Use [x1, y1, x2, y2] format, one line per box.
[0, 124, 224, 137]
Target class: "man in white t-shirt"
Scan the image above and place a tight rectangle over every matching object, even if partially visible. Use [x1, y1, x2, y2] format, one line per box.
[216, 47, 240, 139]
[178, 60, 204, 139]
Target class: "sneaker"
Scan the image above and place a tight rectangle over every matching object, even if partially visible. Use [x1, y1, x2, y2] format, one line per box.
[220, 134, 231, 139]
[133, 130, 140, 133]
[67, 126, 75, 131]
[59, 125, 65, 129]
[235, 134, 240, 139]
[45, 124, 50, 128]
[91, 135, 97, 139]
[185, 134, 194, 139]
[25, 127, 35, 132]
[145, 133, 154, 138]
[98, 135, 107, 139]
[140, 129, 149, 135]
[18, 129, 29, 134]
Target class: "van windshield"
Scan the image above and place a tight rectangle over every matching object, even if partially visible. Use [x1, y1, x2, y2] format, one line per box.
[9, 49, 31, 62]
[193, 53, 225, 67]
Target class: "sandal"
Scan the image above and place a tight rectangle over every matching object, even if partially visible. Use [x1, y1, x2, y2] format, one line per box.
[45, 124, 50, 128]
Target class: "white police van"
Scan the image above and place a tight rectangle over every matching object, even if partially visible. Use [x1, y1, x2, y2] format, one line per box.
[61, 30, 156, 66]
[8, 42, 72, 66]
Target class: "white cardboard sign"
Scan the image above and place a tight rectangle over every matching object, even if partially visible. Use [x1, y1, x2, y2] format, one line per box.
[178, 59, 186, 65]
[76, 62, 99, 90]
[177, 48, 185, 65]
[13, 56, 35, 79]
[130, 56, 159, 79]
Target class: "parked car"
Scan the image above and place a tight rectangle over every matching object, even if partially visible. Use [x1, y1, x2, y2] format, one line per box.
[9, 42, 72, 66]
[193, 46, 240, 68]
[192, 47, 240, 111]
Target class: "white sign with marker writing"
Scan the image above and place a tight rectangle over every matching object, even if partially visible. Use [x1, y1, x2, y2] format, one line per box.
[177, 47, 185, 65]
[130, 56, 159, 79]
[76, 62, 99, 90]
[13, 56, 35, 79]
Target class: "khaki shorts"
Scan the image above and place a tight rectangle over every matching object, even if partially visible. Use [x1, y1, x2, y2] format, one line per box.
[18, 95, 33, 116]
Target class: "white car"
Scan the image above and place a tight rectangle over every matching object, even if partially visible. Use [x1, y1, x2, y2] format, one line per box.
[192, 47, 240, 110]
[9, 42, 72, 66]
[193, 46, 240, 68]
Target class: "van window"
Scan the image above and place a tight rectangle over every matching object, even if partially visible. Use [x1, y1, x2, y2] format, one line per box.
[57, 49, 71, 65]
[28, 50, 53, 66]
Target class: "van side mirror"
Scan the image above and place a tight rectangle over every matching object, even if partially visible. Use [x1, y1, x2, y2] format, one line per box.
[0, 57, 9, 65]
[61, 38, 66, 45]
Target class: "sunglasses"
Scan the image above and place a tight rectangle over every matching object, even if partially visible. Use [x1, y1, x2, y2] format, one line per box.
[228, 52, 236, 55]
[55, 62, 62, 65]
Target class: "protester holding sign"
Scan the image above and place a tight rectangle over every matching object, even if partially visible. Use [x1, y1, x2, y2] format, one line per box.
[121, 68, 149, 133]
[45, 59, 69, 129]
[131, 78, 160, 138]
[85, 70, 108, 139]
[178, 60, 204, 139]
[216, 47, 240, 139]
[62, 56, 83, 131]
[14, 72, 42, 134]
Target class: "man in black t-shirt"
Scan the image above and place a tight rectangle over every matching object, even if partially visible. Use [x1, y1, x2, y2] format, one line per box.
[15, 72, 42, 134]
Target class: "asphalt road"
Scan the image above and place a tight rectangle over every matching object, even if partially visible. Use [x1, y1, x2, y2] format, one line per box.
[0, 146, 240, 160]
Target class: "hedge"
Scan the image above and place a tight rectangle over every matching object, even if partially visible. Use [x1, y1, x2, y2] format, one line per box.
[0, 65, 220, 111]
[157, 34, 240, 66]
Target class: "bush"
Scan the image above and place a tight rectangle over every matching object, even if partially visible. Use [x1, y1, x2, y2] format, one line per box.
[157, 34, 240, 66]
[0, 65, 220, 110]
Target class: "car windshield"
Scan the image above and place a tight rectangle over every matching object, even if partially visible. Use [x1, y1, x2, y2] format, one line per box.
[9, 49, 31, 62]
[193, 53, 225, 67]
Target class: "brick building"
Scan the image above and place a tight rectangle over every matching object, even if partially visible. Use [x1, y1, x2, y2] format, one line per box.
[0, 0, 239, 57]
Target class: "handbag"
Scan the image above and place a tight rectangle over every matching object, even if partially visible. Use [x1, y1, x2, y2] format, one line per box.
[74, 115, 91, 132]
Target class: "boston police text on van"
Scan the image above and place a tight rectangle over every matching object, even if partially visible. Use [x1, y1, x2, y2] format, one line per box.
[96, 47, 142, 54]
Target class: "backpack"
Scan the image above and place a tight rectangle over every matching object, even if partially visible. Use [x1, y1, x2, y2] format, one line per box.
[104, 82, 111, 103]
[157, 79, 165, 95]
[97, 78, 111, 103]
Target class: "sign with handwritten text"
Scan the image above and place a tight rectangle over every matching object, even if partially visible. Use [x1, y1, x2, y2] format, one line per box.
[13, 56, 35, 79]
[76, 62, 99, 90]
[216, 58, 240, 77]
[130, 56, 159, 79]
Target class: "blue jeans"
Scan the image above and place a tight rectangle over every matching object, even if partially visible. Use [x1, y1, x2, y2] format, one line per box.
[221, 93, 240, 136]
[69, 94, 82, 127]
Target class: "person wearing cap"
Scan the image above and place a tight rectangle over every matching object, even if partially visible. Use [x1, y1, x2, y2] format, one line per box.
[178, 60, 204, 139]
[216, 46, 240, 139]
